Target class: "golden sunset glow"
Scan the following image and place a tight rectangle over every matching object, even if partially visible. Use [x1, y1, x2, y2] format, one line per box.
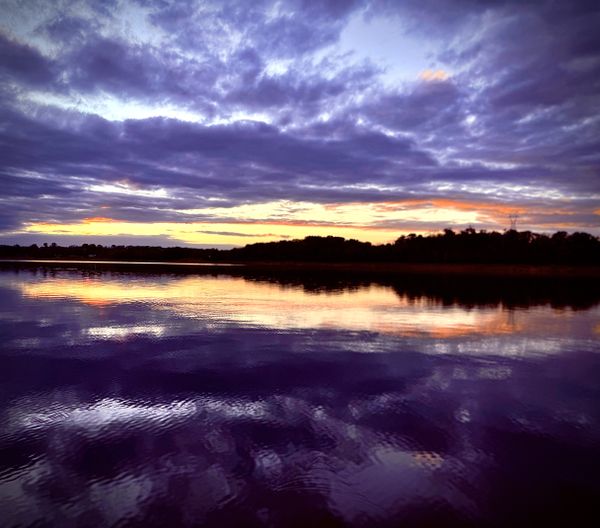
[18, 274, 593, 342]
[24, 219, 400, 246]
[179, 199, 487, 225]
[20, 197, 587, 246]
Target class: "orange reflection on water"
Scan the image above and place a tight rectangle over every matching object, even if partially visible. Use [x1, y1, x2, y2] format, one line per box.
[16, 275, 533, 339]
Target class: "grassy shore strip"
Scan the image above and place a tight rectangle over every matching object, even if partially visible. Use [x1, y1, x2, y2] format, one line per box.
[1, 259, 599, 278]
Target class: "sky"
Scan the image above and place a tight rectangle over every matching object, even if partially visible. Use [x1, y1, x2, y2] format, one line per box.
[0, 0, 599, 248]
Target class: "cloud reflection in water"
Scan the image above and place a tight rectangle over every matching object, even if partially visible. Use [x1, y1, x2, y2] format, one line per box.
[0, 268, 599, 527]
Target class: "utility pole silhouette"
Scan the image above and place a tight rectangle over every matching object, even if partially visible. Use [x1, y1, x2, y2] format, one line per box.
[508, 214, 519, 231]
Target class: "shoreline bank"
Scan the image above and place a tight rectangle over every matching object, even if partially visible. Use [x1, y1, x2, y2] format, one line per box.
[1, 259, 599, 278]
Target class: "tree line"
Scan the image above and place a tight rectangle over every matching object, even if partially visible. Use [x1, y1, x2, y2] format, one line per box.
[231, 229, 600, 264]
[1, 229, 599, 264]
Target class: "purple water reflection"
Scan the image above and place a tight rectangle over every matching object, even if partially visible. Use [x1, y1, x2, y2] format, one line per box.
[1, 268, 599, 527]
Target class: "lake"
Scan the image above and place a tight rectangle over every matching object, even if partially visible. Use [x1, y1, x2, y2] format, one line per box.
[1, 265, 599, 527]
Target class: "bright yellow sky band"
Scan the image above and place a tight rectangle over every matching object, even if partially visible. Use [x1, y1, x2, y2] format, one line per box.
[22, 199, 595, 246]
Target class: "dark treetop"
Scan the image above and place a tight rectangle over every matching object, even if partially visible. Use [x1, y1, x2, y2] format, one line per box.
[1, 229, 599, 265]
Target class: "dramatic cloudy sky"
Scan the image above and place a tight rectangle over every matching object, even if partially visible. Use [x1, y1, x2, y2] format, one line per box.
[1, 0, 599, 247]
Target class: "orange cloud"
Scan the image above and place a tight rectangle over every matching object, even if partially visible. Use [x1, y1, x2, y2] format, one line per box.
[82, 216, 116, 223]
[419, 69, 449, 82]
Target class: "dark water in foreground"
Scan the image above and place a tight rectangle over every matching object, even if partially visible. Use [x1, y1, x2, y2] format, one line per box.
[1, 266, 599, 527]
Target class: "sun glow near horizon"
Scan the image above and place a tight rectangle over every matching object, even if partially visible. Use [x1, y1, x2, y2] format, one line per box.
[19, 197, 591, 247]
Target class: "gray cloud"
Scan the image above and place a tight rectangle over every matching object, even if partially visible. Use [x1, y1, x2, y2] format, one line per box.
[0, 0, 598, 238]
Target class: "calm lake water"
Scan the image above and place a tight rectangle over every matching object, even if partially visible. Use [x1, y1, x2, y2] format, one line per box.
[1, 265, 599, 527]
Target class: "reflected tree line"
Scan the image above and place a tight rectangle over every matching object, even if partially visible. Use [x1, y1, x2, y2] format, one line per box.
[1, 229, 598, 264]
[3, 262, 600, 310]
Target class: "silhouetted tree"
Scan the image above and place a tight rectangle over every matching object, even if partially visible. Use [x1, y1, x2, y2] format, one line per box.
[0, 230, 598, 265]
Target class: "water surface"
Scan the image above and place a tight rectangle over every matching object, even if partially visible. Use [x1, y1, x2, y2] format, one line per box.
[1, 266, 599, 527]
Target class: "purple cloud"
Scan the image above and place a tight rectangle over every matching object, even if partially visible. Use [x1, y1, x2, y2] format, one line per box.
[0, 0, 598, 239]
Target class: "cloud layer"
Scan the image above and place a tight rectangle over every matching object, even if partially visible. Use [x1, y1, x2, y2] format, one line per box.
[1, 0, 599, 245]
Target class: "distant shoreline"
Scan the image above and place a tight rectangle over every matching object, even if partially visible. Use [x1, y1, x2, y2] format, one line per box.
[1, 259, 599, 278]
